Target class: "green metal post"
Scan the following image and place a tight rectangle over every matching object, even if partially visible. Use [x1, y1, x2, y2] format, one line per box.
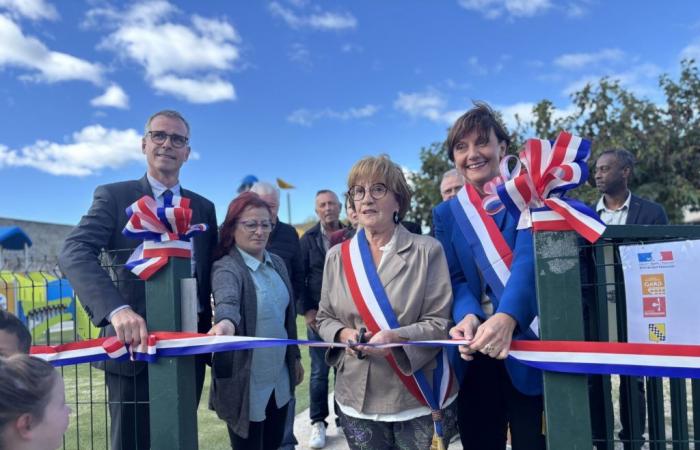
[146, 257, 198, 450]
[534, 231, 592, 450]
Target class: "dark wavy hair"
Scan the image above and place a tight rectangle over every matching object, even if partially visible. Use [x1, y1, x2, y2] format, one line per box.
[212, 192, 272, 261]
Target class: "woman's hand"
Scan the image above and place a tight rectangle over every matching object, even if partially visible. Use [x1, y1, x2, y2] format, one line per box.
[294, 359, 304, 386]
[207, 319, 236, 336]
[449, 314, 481, 361]
[338, 327, 363, 358]
[468, 313, 516, 359]
[357, 329, 401, 358]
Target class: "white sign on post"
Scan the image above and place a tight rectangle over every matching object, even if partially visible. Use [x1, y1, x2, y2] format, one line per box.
[619, 239, 700, 345]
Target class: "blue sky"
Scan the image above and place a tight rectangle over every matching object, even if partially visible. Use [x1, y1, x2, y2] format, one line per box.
[1, 0, 699, 226]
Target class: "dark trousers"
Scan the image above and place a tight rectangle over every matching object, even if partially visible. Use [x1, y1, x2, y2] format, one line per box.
[308, 327, 331, 425]
[457, 354, 545, 450]
[106, 356, 206, 450]
[278, 396, 297, 449]
[228, 392, 289, 450]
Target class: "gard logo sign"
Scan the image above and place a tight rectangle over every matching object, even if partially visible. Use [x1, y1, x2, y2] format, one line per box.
[641, 274, 666, 296]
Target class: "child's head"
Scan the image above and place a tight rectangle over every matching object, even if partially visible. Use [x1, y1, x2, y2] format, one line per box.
[0, 355, 70, 450]
[0, 310, 31, 356]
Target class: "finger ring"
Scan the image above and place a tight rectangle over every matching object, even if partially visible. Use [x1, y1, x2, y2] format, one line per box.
[484, 344, 494, 353]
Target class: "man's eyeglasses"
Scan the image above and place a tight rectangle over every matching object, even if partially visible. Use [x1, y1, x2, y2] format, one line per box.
[147, 131, 189, 148]
[238, 220, 273, 233]
[348, 183, 389, 201]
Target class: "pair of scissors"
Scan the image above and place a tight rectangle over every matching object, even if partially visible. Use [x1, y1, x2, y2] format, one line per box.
[356, 327, 368, 360]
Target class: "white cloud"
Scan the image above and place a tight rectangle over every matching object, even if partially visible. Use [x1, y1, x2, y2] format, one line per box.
[91, 84, 129, 109]
[88, 0, 240, 104]
[287, 104, 379, 126]
[0, 14, 102, 84]
[268, 1, 357, 30]
[151, 75, 235, 103]
[0, 125, 143, 176]
[492, 101, 578, 134]
[0, 0, 58, 21]
[562, 63, 663, 98]
[288, 42, 311, 66]
[341, 43, 363, 53]
[458, 0, 551, 19]
[554, 48, 625, 70]
[393, 90, 462, 124]
[680, 41, 700, 62]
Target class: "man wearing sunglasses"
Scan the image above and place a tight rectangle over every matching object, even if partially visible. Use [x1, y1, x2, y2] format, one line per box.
[59, 110, 218, 450]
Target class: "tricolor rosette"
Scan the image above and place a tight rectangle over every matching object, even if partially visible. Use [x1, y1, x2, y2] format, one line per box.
[122, 195, 208, 280]
[486, 131, 606, 243]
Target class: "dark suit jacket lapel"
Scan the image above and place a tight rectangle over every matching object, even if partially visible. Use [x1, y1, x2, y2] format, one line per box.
[626, 195, 641, 225]
[137, 174, 155, 198]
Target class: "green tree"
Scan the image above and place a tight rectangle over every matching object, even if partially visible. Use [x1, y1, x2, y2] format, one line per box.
[406, 141, 451, 230]
[514, 60, 700, 223]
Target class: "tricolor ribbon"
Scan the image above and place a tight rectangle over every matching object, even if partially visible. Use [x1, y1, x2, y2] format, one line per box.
[491, 131, 606, 243]
[30, 333, 700, 379]
[122, 195, 208, 280]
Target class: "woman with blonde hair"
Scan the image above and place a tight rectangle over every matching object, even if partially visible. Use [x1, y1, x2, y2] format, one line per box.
[317, 154, 458, 449]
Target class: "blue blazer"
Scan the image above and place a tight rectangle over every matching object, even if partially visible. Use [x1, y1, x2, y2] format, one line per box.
[433, 198, 542, 396]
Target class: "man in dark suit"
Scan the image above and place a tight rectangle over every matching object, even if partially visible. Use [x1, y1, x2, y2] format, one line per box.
[592, 148, 668, 450]
[594, 149, 668, 225]
[59, 110, 218, 450]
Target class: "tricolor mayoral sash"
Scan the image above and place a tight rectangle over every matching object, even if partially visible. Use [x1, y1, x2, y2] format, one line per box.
[341, 228, 452, 448]
[450, 183, 539, 334]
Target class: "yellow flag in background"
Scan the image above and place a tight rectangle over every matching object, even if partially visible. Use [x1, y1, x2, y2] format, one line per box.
[277, 178, 295, 189]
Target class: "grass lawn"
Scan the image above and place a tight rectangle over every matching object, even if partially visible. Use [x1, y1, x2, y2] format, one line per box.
[59, 315, 323, 449]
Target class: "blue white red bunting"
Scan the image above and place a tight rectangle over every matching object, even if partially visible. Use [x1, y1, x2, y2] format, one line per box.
[450, 184, 513, 300]
[123, 195, 208, 280]
[488, 131, 606, 243]
[30, 333, 700, 380]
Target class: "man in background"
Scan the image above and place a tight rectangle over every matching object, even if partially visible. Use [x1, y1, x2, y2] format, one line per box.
[300, 190, 343, 449]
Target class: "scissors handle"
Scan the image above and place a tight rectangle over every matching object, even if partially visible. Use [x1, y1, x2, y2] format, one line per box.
[356, 327, 367, 360]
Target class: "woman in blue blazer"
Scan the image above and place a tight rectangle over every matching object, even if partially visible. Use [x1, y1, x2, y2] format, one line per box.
[433, 102, 544, 450]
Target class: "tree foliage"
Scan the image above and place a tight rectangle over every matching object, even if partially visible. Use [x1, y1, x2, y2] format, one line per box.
[405, 142, 451, 230]
[408, 60, 700, 227]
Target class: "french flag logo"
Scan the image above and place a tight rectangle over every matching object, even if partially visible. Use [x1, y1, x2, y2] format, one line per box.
[637, 251, 673, 263]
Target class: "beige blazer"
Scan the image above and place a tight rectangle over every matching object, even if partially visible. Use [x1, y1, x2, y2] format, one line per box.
[317, 225, 457, 414]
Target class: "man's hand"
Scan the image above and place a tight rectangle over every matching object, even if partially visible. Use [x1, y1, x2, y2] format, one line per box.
[449, 314, 481, 361]
[111, 307, 148, 351]
[207, 319, 235, 336]
[294, 359, 304, 386]
[304, 309, 318, 332]
[469, 312, 517, 359]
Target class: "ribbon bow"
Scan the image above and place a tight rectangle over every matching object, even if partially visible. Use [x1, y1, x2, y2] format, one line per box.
[490, 131, 606, 243]
[122, 195, 208, 280]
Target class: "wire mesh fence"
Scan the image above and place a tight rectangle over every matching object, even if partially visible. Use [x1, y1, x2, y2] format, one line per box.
[578, 225, 700, 450]
[0, 249, 145, 450]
